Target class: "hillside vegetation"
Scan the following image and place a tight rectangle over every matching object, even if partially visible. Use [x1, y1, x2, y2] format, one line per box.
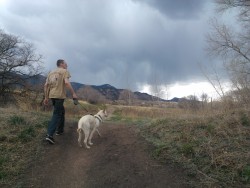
[0, 108, 49, 187]
[0, 100, 100, 187]
[0, 101, 250, 187]
[110, 105, 250, 187]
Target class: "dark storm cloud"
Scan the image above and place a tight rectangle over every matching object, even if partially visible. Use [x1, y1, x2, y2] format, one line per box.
[133, 0, 206, 19]
[0, 0, 215, 91]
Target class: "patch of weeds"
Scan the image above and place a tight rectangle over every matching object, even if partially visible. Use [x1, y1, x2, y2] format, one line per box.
[184, 163, 197, 178]
[0, 156, 8, 180]
[240, 165, 250, 183]
[240, 113, 250, 127]
[191, 153, 210, 167]
[197, 123, 207, 130]
[154, 118, 170, 126]
[35, 119, 49, 128]
[109, 109, 127, 122]
[113, 109, 122, 116]
[152, 144, 169, 160]
[0, 134, 7, 142]
[8, 115, 26, 125]
[206, 123, 215, 134]
[179, 132, 189, 141]
[0, 156, 8, 166]
[139, 111, 250, 187]
[180, 143, 195, 156]
[134, 119, 151, 127]
[0, 171, 7, 180]
[109, 114, 123, 121]
[18, 127, 36, 142]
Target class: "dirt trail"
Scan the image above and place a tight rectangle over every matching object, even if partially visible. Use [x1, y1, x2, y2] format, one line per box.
[23, 122, 189, 188]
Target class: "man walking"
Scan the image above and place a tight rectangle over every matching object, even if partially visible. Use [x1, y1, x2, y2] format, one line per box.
[43, 59, 78, 144]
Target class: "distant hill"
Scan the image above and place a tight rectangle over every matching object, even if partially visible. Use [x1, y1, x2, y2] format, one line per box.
[29, 75, 180, 103]
[2, 72, 182, 104]
[169, 97, 182, 103]
[70, 82, 182, 103]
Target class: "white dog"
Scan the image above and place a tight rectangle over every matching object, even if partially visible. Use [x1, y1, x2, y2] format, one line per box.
[77, 109, 107, 148]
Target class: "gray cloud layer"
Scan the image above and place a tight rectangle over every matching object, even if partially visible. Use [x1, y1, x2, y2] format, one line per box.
[0, 0, 214, 91]
[133, 0, 205, 19]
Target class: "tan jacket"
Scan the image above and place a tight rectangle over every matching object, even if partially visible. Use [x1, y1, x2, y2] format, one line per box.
[46, 68, 71, 99]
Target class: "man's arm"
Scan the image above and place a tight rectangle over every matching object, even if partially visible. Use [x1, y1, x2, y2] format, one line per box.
[43, 81, 50, 105]
[65, 78, 78, 99]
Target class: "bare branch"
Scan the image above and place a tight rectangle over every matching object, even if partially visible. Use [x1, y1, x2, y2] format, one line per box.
[0, 29, 43, 105]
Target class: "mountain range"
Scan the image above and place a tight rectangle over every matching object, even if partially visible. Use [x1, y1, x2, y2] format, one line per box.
[1, 72, 182, 104]
[28, 74, 182, 103]
[70, 82, 181, 103]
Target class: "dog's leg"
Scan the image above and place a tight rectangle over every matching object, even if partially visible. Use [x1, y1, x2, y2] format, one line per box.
[88, 128, 96, 146]
[77, 129, 83, 147]
[96, 128, 102, 137]
[84, 129, 91, 149]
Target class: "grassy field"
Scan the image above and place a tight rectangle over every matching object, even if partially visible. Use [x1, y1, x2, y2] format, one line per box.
[0, 107, 49, 187]
[0, 99, 102, 187]
[110, 105, 250, 187]
[0, 101, 249, 187]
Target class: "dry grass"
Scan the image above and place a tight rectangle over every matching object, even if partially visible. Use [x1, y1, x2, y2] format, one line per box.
[0, 107, 50, 187]
[109, 105, 250, 187]
[109, 105, 184, 122]
[0, 99, 107, 187]
[1, 99, 250, 187]
[143, 110, 250, 187]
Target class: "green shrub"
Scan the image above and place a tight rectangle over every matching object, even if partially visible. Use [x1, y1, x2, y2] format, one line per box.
[0, 156, 8, 180]
[152, 144, 169, 159]
[0, 171, 7, 180]
[241, 165, 250, 183]
[0, 156, 8, 166]
[35, 119, 49, 128]
[240, 113, 250, 127]
[0, 135, 7, 142]
[8, 115, 26, 125]
[180, 143, 195, 156]
[18, 127, 36, 142]
[206, 123, 215, 134]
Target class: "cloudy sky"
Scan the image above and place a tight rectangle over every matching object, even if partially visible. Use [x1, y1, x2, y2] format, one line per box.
[0, 0, 230, 99]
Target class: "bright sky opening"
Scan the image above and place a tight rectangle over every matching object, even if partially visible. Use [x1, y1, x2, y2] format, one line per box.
[140, 81, 223, 100]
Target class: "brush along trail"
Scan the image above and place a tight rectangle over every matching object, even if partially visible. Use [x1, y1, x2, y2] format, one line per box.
[22, 122, 189, 188]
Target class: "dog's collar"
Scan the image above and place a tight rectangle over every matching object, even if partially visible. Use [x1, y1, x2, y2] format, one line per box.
[94, 115, 103, 122]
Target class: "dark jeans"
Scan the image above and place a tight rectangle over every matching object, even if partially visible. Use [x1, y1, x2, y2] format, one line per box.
[47, 99, 65, 137]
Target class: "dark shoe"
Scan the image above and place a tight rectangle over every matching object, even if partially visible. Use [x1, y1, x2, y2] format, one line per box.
[56, 131, 64, 136]
[46, 135, 55, 144]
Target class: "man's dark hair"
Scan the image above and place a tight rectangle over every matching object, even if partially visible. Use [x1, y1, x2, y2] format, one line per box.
[57, 59, 65, 67]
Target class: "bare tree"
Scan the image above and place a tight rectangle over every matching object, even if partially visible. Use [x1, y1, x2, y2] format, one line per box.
[148, 69, 168, 104]
[178, 95, 200, 110]
[77, 85, 105, 104]
[119, 89, 134, 105]
[201, 92, 209, 109]
[0, 29, 43, 105]
[124, 66, 132, 105]
[215, 0, 250, 22]
[187, 95, 200, 110]
[200, 63, 226, 98]
[206, 0, 250, 105]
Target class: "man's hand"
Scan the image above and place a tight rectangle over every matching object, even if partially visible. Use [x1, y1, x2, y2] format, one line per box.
[43, 98, 49, 105]
[73, 93, 78, 99]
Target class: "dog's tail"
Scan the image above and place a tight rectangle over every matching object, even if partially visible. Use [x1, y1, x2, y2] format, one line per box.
[77, 128, 83, 133]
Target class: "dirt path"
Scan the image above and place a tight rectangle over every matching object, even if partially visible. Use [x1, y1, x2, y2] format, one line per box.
[23, 122, 189, 188]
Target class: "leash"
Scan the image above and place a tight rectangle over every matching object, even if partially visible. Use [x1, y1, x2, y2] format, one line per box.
[73, 98, 89, 113]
